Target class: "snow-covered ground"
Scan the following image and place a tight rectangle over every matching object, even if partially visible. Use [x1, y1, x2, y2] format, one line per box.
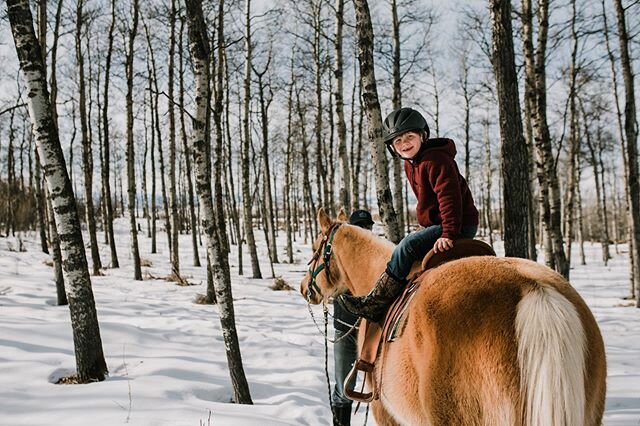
[0, 219, 639, 426]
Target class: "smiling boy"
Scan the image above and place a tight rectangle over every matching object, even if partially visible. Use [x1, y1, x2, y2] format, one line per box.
[340, 107, 479, 322]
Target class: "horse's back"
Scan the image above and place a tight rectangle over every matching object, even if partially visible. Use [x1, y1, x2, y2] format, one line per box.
[377, 256, 606, 426]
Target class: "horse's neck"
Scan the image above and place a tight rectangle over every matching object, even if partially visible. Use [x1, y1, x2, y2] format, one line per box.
[335, 227, 394, 297]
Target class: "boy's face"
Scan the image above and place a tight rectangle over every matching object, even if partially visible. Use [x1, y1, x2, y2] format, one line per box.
[391, 131, 422, 159]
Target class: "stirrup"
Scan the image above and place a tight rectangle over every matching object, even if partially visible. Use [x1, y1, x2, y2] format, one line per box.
[343, 359, 375, 403]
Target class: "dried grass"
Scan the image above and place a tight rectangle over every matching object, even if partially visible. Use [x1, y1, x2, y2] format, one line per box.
[55, 374, 81, 385]
[194, 293, 216, 305]
[270, 277, 294, 291]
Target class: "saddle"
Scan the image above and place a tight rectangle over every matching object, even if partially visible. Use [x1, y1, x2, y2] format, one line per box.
[343, 239, 496, 403]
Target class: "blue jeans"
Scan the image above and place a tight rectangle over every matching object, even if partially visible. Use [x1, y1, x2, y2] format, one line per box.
[332, 300, 358, 407]
[387, 224, 478, 280]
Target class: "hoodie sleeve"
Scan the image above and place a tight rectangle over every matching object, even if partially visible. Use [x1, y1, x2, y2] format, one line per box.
[425, 154, 463, 239]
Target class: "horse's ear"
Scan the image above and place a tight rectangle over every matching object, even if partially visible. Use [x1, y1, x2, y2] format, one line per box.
[337, 208, 347, 222]
[317, 208, 333, 233]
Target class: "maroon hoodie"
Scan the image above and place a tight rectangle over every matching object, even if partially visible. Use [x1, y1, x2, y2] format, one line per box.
[404, 138, 479, 239]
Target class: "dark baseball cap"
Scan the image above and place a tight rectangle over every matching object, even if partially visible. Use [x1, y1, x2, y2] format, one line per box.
[348, 210, 374, 227]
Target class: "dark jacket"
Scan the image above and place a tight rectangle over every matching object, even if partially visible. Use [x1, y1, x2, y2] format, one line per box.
[404, 138, 479, 239]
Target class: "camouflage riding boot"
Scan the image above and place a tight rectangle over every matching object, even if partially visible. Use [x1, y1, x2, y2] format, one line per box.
[339, 271, 405, 323]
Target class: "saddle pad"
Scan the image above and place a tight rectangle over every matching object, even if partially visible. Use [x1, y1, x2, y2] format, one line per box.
[421, 238, 496, 271]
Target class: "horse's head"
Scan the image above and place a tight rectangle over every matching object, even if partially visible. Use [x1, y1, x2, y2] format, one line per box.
[300, 208, 348, 304]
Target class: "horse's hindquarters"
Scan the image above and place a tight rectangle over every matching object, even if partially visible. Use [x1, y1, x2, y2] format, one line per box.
[372, 257, 606, 426]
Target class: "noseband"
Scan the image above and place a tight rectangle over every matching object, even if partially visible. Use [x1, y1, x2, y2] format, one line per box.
[306, 223, 342, 302]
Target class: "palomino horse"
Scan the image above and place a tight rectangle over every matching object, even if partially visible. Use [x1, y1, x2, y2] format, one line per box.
[300, 209, 606, 426]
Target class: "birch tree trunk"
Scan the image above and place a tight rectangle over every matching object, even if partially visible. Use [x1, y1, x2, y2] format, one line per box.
[142, 99, 151, 239]
[46, 193, 67, 305]
[76, 0, 102, 276]
[254, 66, 278, 265]
[489, 0, 529, 258]
[212, 0, 230, 269]
[168, 0, 182, 282]
[483, 113, 494, 247]
[352, 0, 401, 243]
[178, 15, 200, 268]
[562, 0, 580, 267]
[613, 0, 640, 306]
[125, 0, 142, 280]
[285, 59, 295, 263]
[536, 0, 568, 277]
[524, 90, 537, 259]
[295, 87, 317, 237]
[101, 0, 118, 268]
[582, 102, 610, 266]
[602, 0, 632, 293]
[351, 74, 364, 210]
[184, 0, 252, 403]
[46, 0, 65, 302]
[7, 0, 107, 382]
[33, 0, 48, 253]
[390, 0, 405, 233]
[522, 0, 569, 277]
[144, 24, 171, 257]
[335, 0, 351, 213]
[146, 52, 158, 253]
[223, 49, 243, 275]
[312, 0, 327, 212]
[241, 0, 262, 279]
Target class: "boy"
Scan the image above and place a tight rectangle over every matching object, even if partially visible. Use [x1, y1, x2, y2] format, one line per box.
[340, 107, 479, 322]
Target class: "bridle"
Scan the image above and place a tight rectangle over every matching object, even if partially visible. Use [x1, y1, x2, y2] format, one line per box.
[304, 221, 370, 424]
[306, 222, 342, 302]
[304, 221, 362, 342]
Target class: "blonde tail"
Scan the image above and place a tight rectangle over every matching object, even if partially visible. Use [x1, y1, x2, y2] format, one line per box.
[515, 284, 586, 426]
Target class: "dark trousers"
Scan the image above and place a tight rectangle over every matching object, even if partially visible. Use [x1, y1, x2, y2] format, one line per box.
[332, 299, 358, 408]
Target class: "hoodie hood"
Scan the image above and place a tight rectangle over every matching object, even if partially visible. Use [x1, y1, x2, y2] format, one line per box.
[413, 138, 457, 161]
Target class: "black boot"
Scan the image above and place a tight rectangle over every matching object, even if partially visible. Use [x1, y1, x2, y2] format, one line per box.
[333, 404, 352, 426]
[339, 271, 405, 323]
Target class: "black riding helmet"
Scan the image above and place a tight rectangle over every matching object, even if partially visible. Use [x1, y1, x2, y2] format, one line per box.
[383, 107, 431, 157]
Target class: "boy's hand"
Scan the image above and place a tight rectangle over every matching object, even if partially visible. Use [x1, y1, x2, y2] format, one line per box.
[433, 237, 453, 253]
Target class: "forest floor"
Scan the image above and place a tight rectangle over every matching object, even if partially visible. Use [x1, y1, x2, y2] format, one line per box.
[0, 218, 639, 425]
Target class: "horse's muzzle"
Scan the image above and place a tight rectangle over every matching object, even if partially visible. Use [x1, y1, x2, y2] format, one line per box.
[300, 277, 322, 305]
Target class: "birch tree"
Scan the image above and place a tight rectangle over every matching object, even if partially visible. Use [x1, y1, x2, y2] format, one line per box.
[184, 0, 252, 403]
[252, 52, 278, 266]
[241, 0, 262, 279]
[168, 0, 183, 283]
[125, 0, 142, 280]
[76, 0, 102, 276]
[522, 0, 569, 277]
[613, 0, 640, 306]
[102, 0, 119, 268]
[353, 0, 402, 243]
[334, 0, 351, 213]
[489, 0, 529, 258]
[7, 0, 107, 382]
[45, 0, 66, 299]
[178, 14, 200, 268]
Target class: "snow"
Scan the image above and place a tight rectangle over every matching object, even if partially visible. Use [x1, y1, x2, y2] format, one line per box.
[0, 219, 639, 426]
